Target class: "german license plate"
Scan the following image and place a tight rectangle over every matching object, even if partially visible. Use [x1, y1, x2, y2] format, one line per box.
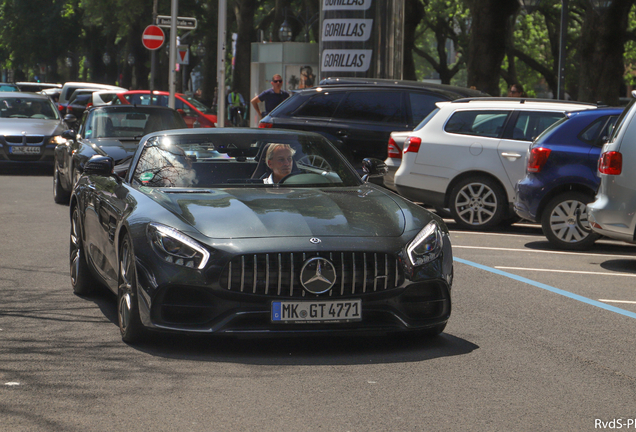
[272, 299, 362, 323]
[9, 146, 40, 155]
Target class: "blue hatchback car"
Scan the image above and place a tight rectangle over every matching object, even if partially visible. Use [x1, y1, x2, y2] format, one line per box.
[514, 107, 623, 250]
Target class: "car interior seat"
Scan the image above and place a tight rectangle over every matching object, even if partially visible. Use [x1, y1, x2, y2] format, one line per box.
[103, 118, 115, 137]
[250, 144, 272, 179]
[512, 127, 527, 140]
[143, 114, 164, 135]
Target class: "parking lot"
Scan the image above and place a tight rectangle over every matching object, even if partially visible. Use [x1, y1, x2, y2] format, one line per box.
[2, 169, 636, 431]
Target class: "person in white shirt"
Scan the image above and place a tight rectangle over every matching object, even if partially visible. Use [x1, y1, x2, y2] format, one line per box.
[263, 143, 295, 184]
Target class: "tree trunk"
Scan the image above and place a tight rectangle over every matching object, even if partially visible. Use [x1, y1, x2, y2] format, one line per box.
[577, 0, 635, 105]
[403, 0, 424, 81]
[466, 0, 519, 95]
[232, 0, 258, 115]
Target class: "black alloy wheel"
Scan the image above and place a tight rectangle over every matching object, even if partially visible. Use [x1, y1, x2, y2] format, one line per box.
[118, 234, 146, 343]
[70, 205, 98, 295]
[54, 162, 70, 205]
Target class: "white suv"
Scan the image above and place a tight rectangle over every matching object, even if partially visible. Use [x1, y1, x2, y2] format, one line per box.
[394, 98, 597, 229]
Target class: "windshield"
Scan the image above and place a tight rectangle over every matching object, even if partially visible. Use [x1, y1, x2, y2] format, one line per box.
[132, 132, 362, 188]
[0, 97, 59, 120]
[181, 95, 215, 114]
[83, 107, 186, 139]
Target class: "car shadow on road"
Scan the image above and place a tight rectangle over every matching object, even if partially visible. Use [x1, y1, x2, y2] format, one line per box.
[523, 238, 636, 256]
[86, 289, 479, 366]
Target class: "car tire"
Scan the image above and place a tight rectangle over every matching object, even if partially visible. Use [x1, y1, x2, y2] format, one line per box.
[541, 191, 600, 250]
[70, 205, 98, 296]
[53, 163, 70, 205]
[449, 177, 507, 230]
[118, 233, 147, 344]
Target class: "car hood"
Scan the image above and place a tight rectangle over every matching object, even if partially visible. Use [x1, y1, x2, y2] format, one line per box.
[88, 138, 140, 161]
[0, 118, 65, 136]
[146, 186, 406, 238]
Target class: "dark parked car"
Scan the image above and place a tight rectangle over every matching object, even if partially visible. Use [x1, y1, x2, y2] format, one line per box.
[69, 128, 453, 343]
[15, 82, 62, 92]
[64, 92, 93, 119]
[514, 107, 623, 249]
[259, 78, 486, 169]
[53, 105, 186, 204]
[0, 92, 67, 163]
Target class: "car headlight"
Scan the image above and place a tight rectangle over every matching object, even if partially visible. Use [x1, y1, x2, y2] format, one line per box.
[147, 223, 210, 269]
[406, 221, 443, 266]
[49, 135, 68, 145]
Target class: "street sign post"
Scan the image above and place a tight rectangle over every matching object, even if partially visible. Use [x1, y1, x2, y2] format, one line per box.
[156, 15, 197, 30]
[142, 25, 165, 50]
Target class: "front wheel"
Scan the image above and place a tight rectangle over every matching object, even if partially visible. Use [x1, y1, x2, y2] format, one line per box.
[53, 163, 70, 205]
[118, 234, 147, 343]
[541, 192, 600, 250]
[449, 177, 507, 230]
[70, 205, 99, 295]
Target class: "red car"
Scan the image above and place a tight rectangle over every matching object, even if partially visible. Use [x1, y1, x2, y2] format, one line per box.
[113, 90, 217, 128]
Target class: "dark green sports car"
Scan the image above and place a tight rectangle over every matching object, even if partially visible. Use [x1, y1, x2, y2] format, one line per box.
[69, 128, 453, 343]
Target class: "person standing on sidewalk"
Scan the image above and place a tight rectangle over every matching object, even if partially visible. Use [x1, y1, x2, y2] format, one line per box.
[251, 74, 290, 119]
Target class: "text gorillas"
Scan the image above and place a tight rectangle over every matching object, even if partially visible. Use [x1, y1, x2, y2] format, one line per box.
[324, 22, 367, 38]
[323, 52, 366, 68]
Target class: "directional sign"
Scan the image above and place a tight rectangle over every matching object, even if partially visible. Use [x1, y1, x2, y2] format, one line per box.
[156, 15, 198, 30]
[142, 25, 165, 50]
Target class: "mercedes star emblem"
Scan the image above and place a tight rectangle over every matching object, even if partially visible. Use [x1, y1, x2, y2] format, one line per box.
[300, 257, 336, 294]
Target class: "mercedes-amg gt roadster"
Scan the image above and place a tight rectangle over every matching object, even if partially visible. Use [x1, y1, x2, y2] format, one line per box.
[68, 128, 453, 343]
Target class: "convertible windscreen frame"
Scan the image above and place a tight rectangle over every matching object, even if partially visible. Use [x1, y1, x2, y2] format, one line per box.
[130, 132, 363, 188]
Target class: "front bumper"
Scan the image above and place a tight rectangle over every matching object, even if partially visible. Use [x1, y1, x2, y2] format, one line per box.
[588, 194, 636, 243]
[132, 236, 453, 335]
[0, 140, 56, 162]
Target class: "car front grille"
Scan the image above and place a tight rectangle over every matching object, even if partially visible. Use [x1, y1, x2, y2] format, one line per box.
[219, 252, 404, 298]
[4, 135, 45, 144]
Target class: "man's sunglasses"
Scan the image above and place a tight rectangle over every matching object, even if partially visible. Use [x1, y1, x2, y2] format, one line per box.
[272, 80, 283, 83]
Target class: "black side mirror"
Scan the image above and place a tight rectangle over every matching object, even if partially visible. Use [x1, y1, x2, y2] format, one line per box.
[83, 155, 114, 176]
[61, 129, 75, 140]
[361, 158, 388, 182]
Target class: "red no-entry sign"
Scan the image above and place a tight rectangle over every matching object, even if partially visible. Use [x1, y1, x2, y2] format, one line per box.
[142, 25, 165, 50]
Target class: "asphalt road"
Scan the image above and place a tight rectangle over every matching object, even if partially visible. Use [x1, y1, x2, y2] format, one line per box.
[2, 167, 636, 432]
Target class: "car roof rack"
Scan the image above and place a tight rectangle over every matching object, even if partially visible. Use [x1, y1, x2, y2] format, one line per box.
[451, 97, 598, 106]
[318, 77, 488, 96]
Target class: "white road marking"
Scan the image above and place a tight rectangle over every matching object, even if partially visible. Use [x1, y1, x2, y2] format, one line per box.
[599, 299, 636, 304]
[5, 382, 20, 386]
[454, 245, 636, 259]
[495, 266, 636, 278]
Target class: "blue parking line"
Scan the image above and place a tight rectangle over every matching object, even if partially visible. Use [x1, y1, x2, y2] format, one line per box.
[454, 257, 636, 319]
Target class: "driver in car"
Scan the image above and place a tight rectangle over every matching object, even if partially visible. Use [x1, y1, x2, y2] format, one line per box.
[263, 143, 296, 184]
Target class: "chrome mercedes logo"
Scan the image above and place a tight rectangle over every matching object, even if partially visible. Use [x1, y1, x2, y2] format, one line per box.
[300, 257, 336, 294]
[309, 237, 321, 244]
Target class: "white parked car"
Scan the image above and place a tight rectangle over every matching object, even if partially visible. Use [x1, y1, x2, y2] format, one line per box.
[384, 108, 441, 192]
[393, 98, 597, 229]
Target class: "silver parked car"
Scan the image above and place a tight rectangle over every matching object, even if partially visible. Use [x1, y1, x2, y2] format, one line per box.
[0, 92, 68, 163]
[588, 94, 636, 242]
